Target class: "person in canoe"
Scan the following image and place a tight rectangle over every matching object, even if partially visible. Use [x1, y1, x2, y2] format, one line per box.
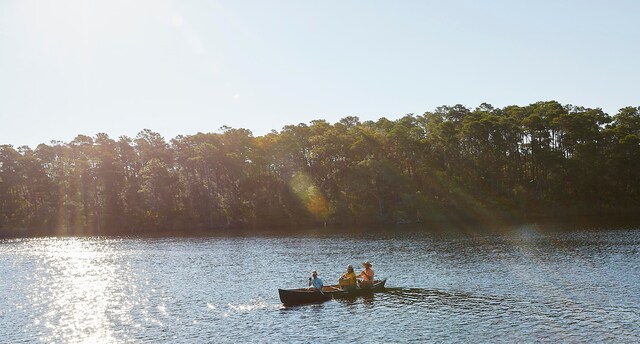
[307, 270, 324, 290]
[357, 261, 375, 287]
[339, 265, 357, 289]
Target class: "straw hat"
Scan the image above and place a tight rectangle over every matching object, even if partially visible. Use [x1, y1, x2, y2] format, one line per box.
[362, 261, 372, 267]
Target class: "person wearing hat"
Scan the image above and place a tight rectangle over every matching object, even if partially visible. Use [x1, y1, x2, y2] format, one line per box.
[307, 270, 324, 290]
[357, 261, 375, 287]
[339, 265, 357, 289]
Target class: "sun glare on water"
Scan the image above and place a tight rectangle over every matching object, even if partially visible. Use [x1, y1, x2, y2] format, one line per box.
[28, 238, 128, 343]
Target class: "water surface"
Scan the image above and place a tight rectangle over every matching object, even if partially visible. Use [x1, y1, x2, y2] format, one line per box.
[1, 226, 639, 343]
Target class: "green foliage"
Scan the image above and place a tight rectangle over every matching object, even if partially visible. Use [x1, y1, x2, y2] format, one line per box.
[1, 102, 639, 235]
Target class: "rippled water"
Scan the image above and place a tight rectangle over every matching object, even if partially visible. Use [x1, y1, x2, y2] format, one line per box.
[1, 226, 639, 343]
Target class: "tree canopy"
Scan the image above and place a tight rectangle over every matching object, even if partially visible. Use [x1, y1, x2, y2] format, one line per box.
[1, 101, 639, 236]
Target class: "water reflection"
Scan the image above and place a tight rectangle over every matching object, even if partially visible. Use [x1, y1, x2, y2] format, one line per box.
[381, 287, 524, 312]
[26, 238, 134, 343]
[1, 228, 639, 343]
[335, 294, 376, 308]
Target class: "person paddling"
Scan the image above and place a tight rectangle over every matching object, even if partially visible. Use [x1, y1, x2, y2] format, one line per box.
[357, 261, 374, 287]
[307, 270, 324, 290]
[339, 265, 357, 289]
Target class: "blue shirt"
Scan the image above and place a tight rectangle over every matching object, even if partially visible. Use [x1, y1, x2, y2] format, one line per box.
[309, 276, 324, 289]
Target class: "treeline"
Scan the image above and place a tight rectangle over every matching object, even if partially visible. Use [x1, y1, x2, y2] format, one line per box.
[1, 101, 639, 236]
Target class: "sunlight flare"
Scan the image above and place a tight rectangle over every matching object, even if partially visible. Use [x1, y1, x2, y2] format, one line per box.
[289, 172, 329, 220]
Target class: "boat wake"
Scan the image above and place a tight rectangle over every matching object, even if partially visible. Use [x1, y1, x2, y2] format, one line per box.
[208, 297, 282, 317]
[226, 297, 280, 313]
[380, 287, 523, 311]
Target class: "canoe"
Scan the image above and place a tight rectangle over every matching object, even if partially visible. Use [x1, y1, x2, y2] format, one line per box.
[278, 279, 387, 306]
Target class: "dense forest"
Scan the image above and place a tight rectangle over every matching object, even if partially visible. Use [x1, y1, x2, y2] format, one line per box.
[1, 101, 639, 236]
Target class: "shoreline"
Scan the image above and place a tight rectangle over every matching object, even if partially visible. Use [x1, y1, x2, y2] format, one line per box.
[3, 210, 640, 239]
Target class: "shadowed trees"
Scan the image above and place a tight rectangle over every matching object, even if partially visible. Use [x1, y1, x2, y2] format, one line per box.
[1, 101, 639, 236]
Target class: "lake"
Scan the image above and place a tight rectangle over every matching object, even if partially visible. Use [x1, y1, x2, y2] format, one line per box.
[1, 225, 639, 343]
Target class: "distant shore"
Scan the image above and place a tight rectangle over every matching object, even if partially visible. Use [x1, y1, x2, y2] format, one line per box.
[2, 102, 639, 238]
[3, 208, 640, 239]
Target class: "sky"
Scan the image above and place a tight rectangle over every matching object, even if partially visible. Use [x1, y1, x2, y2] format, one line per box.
[1, 0, 639, 148]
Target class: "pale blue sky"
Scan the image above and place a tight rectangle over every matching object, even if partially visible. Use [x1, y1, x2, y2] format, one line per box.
[1, 0, 639, 148]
